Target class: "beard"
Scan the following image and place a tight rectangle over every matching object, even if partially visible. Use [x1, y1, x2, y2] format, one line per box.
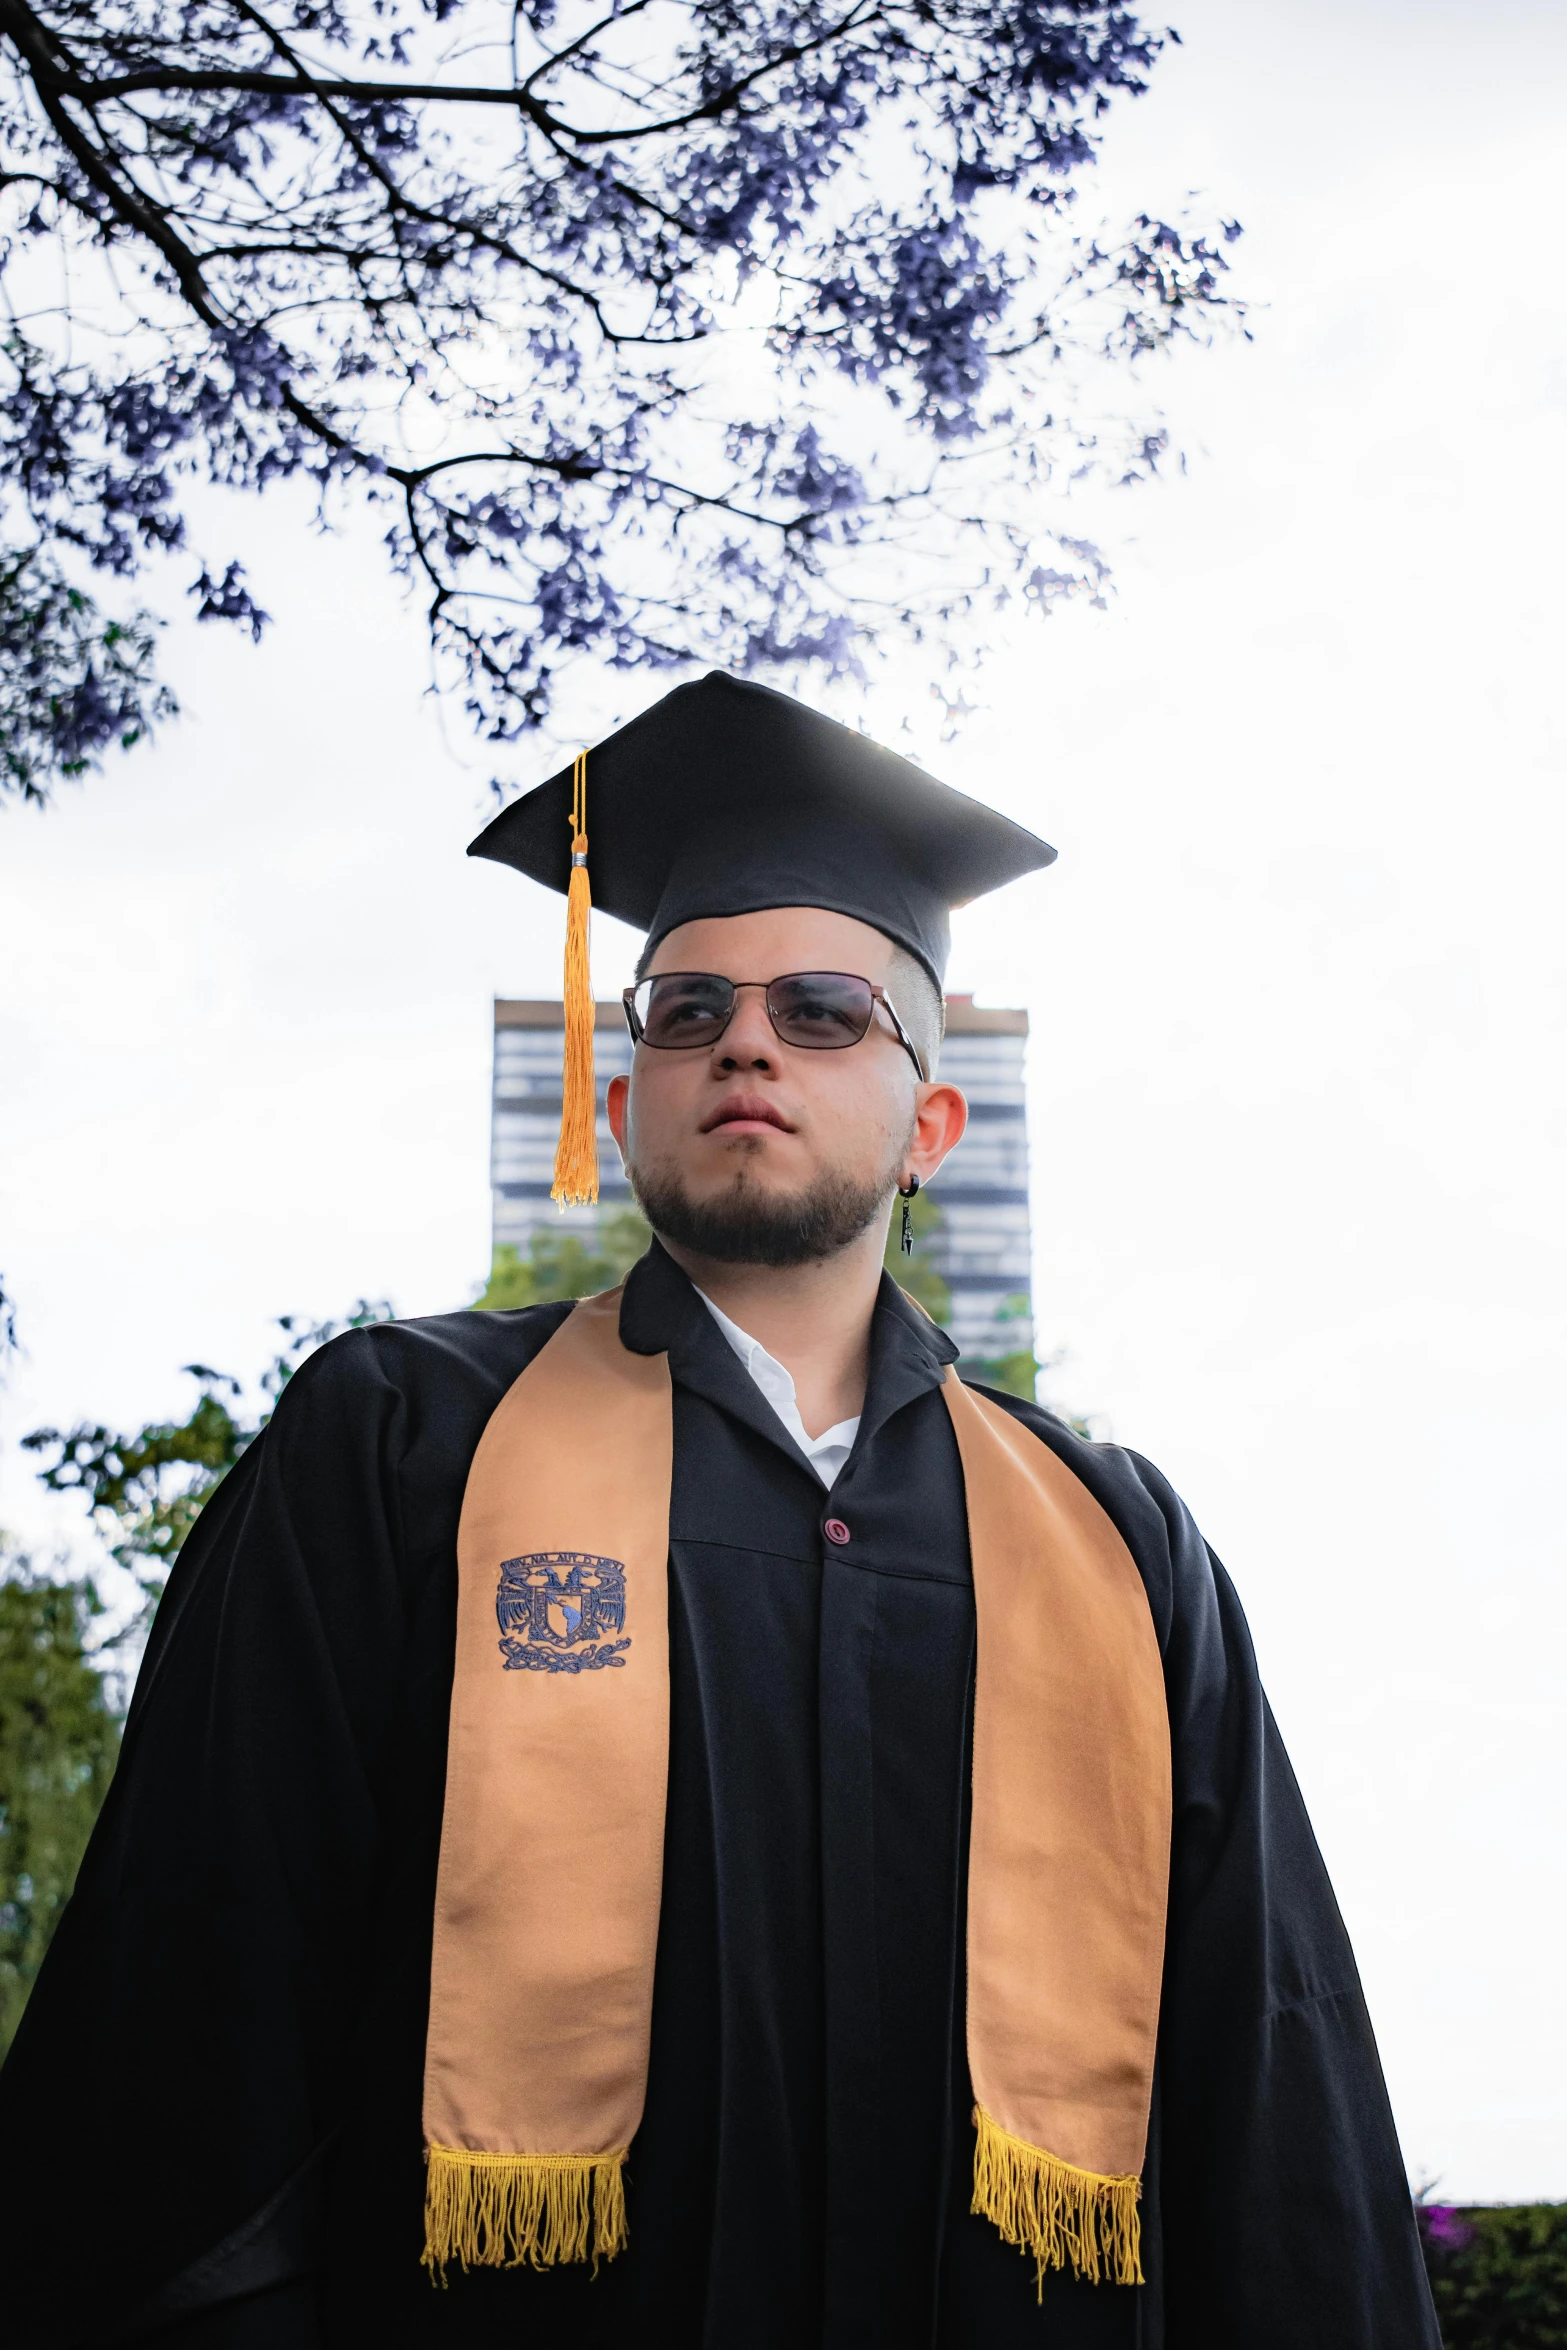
[630, 1154, 895, 1270]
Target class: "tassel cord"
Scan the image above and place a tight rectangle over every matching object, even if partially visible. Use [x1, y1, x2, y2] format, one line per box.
[551, 749, 598, 1208]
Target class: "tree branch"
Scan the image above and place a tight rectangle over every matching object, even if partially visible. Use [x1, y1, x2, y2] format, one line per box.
[10, 0, 882, 149]
[0, 0, 226, 326]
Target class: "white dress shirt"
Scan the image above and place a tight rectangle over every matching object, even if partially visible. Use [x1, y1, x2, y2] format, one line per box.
[696, 1290, 860, 1489]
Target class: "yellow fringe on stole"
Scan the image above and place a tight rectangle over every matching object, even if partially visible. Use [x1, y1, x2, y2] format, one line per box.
[422, 2143, 629, 2280]
[551, 748, 598, 1208]
[971, 2106, 1142, 2293]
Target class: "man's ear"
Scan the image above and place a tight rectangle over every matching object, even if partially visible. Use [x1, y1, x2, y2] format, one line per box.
[907, 1082, 968, 1187]
[606, 1071, 629, 1156]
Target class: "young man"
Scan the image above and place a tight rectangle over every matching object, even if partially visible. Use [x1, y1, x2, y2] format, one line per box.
[1, 676, 1438, 2348]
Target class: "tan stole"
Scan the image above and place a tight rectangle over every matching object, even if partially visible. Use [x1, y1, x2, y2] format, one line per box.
[423, 1289, 1170, 2291]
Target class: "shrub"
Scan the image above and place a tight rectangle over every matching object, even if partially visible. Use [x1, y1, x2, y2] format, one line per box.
[0, 1563, 121, 2060]
[1420, 2203, 1567, 2348]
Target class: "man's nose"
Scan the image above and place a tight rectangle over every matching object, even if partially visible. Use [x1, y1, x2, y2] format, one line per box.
[712, 988, 779, 1069]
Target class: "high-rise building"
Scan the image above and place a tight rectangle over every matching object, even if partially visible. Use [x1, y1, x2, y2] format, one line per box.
[491, 1001, 637, 1245]
[917, 996, 1033, 1380]
[489, 993, 1034, 1382]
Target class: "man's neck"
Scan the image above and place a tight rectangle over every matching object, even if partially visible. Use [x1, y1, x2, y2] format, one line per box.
[655, 1225, 885, 1439]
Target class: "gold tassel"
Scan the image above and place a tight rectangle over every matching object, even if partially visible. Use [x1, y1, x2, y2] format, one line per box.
[971, 2105, 1142, 2293]
[422, 2143, 629, 2282]
[551, 748, 598, 1208]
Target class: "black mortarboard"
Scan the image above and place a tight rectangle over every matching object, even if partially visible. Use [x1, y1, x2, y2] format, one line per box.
[467, 672, 1055, 996]
[467, 672, 1056, 1206]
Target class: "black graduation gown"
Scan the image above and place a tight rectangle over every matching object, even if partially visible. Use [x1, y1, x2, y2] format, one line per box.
[0, 1244, 1438, 2350]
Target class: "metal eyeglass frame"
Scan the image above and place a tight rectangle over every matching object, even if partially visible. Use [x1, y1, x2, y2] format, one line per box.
[621, 971, 929, 1082]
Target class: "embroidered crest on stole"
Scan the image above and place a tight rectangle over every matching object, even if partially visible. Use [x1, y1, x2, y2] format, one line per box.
[496, 1550, 629, 1672]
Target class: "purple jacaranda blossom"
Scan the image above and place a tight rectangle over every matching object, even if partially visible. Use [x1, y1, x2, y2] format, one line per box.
[1418, 2204, 1477, 2253]
[0, 0, 1243, 799]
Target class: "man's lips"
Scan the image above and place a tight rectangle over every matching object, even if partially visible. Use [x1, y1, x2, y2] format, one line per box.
[700, 1095, 795, 1135]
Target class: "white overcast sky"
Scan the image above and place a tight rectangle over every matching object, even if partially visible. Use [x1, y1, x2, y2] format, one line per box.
[2, 0, 1563, 2201]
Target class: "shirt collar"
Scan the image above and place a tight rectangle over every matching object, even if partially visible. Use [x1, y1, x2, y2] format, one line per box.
[620, 1239, 828, 1480]
[691, 1288, 860, 1486]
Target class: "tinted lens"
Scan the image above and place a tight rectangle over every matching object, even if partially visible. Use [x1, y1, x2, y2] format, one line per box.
[766, 972, 876, 1049]
[637, 973, 736, 1048]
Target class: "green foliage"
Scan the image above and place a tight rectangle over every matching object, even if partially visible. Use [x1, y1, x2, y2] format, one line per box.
[23, 1301, 395, 1593]
[883, 1185, 953, 1325]
[25, 1372, 250, 1582]
[961, 1350, 1043, 1403]
[474, 1210, 654, 1310]
[0, 546, 177, 808]
[965, 1291, 1046, 1401]
[0, 1560, 121, 2059]
[9, 1302, 394, 2059]
[1422, 2205, 1567, 2348]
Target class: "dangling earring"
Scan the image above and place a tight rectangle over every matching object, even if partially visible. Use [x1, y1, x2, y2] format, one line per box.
[898, 1172, 921, 1256]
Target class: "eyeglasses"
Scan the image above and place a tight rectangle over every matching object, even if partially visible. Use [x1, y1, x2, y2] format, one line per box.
[623, 971, 928, 1080]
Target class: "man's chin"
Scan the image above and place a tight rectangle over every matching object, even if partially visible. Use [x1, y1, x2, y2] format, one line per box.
[629, 1159, 890, 1270]
[670, 1170, 802, 1215]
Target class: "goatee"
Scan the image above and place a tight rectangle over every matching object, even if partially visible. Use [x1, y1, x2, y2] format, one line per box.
[631, 1161, 891, 1270]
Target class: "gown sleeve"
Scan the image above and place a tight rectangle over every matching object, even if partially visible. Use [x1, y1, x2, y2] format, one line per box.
[1056, 1420, 1439, 2350]
[1158, 1541, 1438, 2338]
[0, 1308, 562, 2350]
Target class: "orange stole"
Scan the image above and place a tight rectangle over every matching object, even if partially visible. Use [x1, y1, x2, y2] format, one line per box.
[943, 1365, 1170, 2284]
[422, 1291, 671, 2271]
[423, 1290, 1170, 2291]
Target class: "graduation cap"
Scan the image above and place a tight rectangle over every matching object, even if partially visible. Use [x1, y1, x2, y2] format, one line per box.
[468, 672, 1055, 1206]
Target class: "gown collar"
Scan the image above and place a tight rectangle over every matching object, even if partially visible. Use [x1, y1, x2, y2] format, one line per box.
[619, 1238, 957, 1482]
